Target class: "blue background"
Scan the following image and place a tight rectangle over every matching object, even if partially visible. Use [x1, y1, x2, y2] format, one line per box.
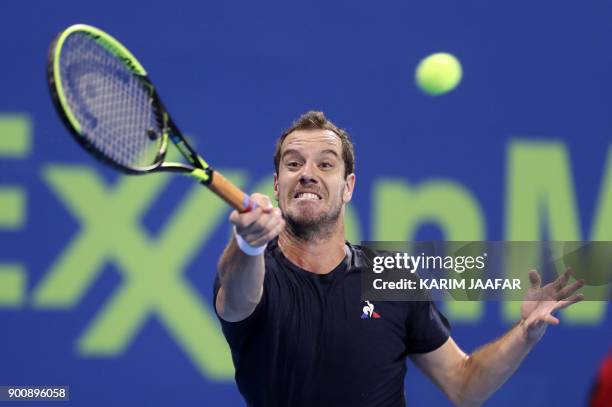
[0, 1, 610, 406]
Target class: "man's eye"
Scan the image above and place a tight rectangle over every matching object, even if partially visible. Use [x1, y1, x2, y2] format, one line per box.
[287, 161, 301, 168]
[320, 162, 333, 169]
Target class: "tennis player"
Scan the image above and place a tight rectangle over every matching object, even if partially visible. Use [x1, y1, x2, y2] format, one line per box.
[214, 111, 584, 407]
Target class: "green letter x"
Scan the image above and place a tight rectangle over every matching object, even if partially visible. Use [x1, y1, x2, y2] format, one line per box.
[33, 164, 243, 379]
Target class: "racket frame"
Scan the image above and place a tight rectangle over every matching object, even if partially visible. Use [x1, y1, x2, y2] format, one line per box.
[47, 24, 256, 211]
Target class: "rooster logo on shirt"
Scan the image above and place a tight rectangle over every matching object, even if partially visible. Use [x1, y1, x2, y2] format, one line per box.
[361, 300, 381, 319]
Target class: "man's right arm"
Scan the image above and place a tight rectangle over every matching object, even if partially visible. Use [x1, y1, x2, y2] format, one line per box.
[216, 194, 285, 322]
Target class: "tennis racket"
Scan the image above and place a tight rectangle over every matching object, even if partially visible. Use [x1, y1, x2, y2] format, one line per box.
[47, 23, 257, 212]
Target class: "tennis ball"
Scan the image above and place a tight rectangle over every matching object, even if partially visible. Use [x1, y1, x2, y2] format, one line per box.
[415, 52, 462, 96]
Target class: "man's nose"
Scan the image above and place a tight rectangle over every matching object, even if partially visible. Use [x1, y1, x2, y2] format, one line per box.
[298, 161, 318, 185]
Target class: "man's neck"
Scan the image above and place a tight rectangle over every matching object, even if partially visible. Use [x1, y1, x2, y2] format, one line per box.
[278, 226, 347, 275]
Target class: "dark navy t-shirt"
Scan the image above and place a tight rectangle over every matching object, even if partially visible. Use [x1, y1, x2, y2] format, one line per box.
[213, 239, 450, 407]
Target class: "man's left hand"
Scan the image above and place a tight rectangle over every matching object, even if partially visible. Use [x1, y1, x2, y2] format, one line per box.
[520, 269, 585, 342]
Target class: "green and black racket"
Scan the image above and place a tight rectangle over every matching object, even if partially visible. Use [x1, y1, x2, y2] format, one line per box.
[47, 23, 257, 212]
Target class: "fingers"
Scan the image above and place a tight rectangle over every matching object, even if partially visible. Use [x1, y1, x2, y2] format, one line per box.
[237, 208, 284, 245]
[249, 216, 285, 247]
[529, 270, 541, 289]
[229, 206, 263, 229]
[548, 268, 585, 301]
[230, 194, 274, 226]
[229, 193, 284, 246]
[543, 315, 560, 325]
[553, 293, 585, 312]
[251, 193, 274, 213]
[523, 268, 587, 330]
[553, 268, 572, 290]
[530, 314, 560, 327]
[556, 278, 585, 300]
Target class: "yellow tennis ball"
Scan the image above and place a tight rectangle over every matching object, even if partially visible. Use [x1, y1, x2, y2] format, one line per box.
[415, 52, 462, 96]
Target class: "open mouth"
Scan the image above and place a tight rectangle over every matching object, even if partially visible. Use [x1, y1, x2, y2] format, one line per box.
[294, 191, 322, 200]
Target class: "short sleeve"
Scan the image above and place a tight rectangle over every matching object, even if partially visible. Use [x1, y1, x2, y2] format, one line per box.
[405, 300, 451, 354]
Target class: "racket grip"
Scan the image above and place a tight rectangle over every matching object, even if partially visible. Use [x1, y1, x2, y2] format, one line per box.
[207, 170, 257, 213]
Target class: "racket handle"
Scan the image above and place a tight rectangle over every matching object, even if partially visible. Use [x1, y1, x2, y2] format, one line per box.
[207, 170, 257, 213]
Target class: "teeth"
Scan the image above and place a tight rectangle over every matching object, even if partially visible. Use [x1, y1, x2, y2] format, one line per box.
[297, 192, 320, 200]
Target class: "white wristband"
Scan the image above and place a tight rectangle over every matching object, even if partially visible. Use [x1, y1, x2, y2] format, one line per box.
[234, 227, 267, 256]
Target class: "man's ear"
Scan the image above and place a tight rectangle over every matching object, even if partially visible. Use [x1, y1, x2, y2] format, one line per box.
[343, 173, 356, 203]
[273, 173, 279, 201]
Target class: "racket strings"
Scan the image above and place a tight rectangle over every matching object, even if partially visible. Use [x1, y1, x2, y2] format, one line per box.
[59, 33, 162, 169]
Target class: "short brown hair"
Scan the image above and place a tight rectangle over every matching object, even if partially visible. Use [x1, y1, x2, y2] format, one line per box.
[274, 111, 355, 178]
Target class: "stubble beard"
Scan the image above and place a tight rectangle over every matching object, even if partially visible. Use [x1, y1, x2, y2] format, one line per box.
[282, 197, 343, 242]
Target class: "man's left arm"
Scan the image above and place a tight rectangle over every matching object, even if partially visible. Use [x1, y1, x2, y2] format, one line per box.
[410, 269, 584, 407]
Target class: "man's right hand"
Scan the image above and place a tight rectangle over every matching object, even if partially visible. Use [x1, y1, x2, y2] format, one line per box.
[230, 193, 285, 248]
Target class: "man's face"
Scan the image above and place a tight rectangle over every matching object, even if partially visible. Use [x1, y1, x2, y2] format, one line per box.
[274, 129, 355, 234]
